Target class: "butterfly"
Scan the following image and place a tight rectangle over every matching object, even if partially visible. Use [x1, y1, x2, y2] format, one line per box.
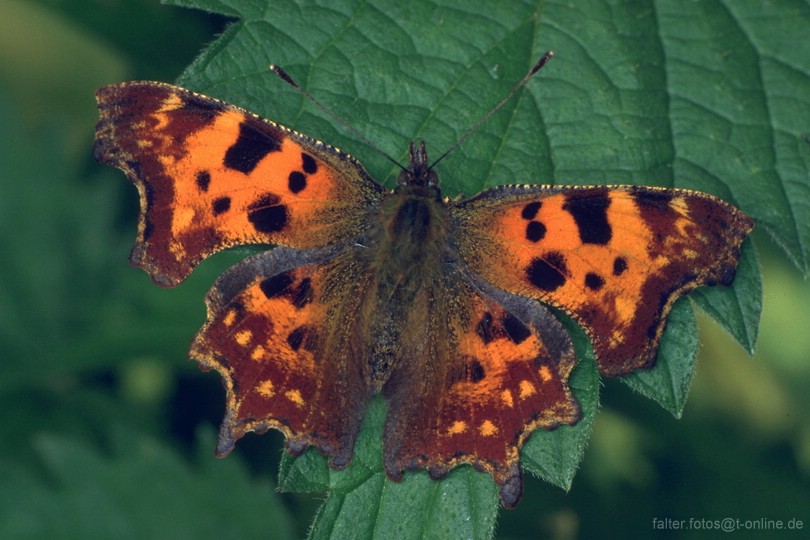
[93, 56, 753, 507]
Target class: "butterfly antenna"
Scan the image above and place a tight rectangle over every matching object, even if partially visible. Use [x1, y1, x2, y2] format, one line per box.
[429, 50, 555, 170]
[269, 65, 406, 171]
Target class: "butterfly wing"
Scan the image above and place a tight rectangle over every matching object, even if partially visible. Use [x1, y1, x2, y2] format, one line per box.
[94, 81, 384, 286]
[190, 246, 375, 468]
[381, 267, 580, 508]
[453, 185, 753, 376]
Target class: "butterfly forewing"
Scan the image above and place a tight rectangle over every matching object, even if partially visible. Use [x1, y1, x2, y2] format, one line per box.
[453, 185, 753, 375]
[94, 81, 384, 286]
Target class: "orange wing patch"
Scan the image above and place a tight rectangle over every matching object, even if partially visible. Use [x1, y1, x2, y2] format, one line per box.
[94, 82, 383, 286]
[455, 185, 753, 375]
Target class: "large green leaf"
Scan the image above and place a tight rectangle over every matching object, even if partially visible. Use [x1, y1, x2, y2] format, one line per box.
[142, 0, 806, 535]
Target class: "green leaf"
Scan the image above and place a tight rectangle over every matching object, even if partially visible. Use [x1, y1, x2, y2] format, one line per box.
[693, 240, 762, 355]
[149, 0, 805, 534]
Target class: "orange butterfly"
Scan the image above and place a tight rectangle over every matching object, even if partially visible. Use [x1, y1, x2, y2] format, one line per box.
[94, 56, 752, 507]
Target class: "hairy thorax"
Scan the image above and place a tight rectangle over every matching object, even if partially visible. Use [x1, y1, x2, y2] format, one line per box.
[363, 184, 453, 390]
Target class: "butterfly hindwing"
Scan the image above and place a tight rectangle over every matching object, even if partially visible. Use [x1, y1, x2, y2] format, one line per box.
[453, 185, 754, 375]
[380, 267, 580, 508]
[94, 82, 384, 286]
[190, 246, 374, 469]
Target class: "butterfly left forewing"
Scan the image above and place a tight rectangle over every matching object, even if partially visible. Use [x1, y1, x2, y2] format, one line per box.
[454, 185, 753, 376]
[94, 81, 384, 286]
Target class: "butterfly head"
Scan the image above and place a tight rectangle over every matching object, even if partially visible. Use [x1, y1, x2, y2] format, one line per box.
[397, 140, 439, 191]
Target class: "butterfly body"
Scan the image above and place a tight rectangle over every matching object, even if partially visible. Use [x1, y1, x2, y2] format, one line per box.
[94, 79, 753, 507]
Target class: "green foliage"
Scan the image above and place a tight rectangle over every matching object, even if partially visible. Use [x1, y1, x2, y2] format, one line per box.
[1, 0, 808, 538]
[0, 429, 292, 540]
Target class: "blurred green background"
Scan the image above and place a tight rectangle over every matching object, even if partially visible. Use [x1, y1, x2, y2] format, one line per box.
[1, 1, 808, 539]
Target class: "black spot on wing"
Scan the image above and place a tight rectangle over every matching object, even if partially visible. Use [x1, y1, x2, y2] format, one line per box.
[632, 187, 674, 210]
[584, 272, 605, 291]
[526, 251, 568, 292]
[291, 278, 313, 308]
[196, 170, 211, 192]
[468, 359, 486, 383]
[301, 153, 318, 174]
[223, 121, 282, 174]
[526, 221, 546, 242]
[212, 196, 231, 215]
[175, 92, 224, 125]
[287, 325, 312, 352]
[288, 171, 306, 193]
[521, 201, 542, 220]
[563, 189, 612, 245]
[260, 272, 293, 299]
[248, 193, 288, 233]
[613, 256, 628, 276]
[502, 313, 531, 344]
